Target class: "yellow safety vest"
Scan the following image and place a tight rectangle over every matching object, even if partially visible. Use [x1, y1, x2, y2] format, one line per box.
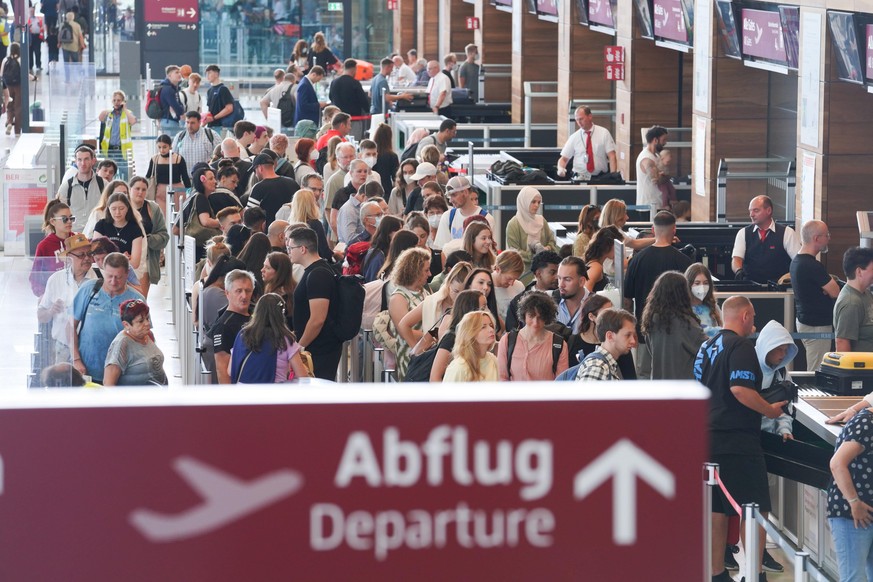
[100, 108, 133, 158]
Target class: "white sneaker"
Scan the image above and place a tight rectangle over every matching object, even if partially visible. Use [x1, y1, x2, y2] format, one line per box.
[5, 124, 12, 135]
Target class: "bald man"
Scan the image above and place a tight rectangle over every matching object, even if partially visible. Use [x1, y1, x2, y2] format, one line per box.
[790, 220, 839, 370]
[426, 60, 453, 117]
[214, 138, 253, 199]
[731, 195, 801, 284]
[268, 219, 289, 251]
[694, 295, 787, 582]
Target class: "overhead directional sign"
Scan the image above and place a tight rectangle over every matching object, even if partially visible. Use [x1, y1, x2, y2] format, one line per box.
[653, 0, 687, 43]
[144, 0, 199, 23]
[0, 382, 707, 580]
[741, 8, 786, 62]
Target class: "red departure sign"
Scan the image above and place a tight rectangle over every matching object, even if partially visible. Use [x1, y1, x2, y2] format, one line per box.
[387, 0, 398, 10]
[466, 17, 480, 30]
[604, 46, 625, 81]
[0, 384, 707, 580]
[144, 0, 199, 23]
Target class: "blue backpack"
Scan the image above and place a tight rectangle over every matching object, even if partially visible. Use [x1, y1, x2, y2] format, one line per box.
[230, 335, 277, 383]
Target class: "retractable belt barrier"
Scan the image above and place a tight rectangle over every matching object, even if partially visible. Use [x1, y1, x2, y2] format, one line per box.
[704, 464, 833, 582]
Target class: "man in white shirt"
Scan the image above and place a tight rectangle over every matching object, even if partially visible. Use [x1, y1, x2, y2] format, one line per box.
[392, 55, 417, 86]
[731, 195, 801, 284]
[557, 105, 617, 178]
[259, 68, 294, 119]
[433, 176, 494, 250]
[426, 60, 453, 118]
[635, 125, 668, 213]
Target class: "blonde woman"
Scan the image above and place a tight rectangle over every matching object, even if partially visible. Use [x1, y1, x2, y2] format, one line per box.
[492, 250, 525, 321]
[398, 261, 472, 352]
[388, 247, 432, 380]
[598, 198, 656, 251]
[280, 188, 332, 261]
[443, 310, 499, 382]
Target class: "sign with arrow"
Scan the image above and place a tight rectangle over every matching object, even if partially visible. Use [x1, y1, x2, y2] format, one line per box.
[144, 0, 199, 23]
[653, 0, 687, 43]
[0, 382, 707, 580]
[741, 8, 787, 62]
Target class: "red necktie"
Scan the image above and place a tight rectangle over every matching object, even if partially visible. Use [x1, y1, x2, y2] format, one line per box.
[759, 229, 767, 242]
[586, 131, 595, 173]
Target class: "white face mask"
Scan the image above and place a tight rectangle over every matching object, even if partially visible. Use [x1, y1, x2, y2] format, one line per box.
[363, 156, 377, 168]
[427, 213, 442, 228]
[404, 175, 415, 184]
[310, 150, 320, 162]
[691, 284, 710, 301]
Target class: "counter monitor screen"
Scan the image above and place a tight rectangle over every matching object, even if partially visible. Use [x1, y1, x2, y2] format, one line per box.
[575, 0, 590, 25]
[779, 5, 800, 69]
[827, 11, 864, 84]
[526, 0, 538, 15]
[633, 0, 654, 39]
[537, 0, 559, 21]
[588, 0, 617, 31]
[714, 0, 741, 59]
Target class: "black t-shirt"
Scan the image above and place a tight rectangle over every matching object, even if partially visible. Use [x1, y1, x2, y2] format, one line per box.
[404, 187, 424, 215]
[623, 244, 692, 339]
[437, 331, 456, 354]
[312, 48, 338, 70]
[293, 260, 338, 352]
[138, 203, 154, 235]
[210, 309, 249, 355]
[693, 329, 763, 455]
[248, 177, 299, 224]
[374, 152, 399, 199]
[790, 253, 835, 326]
[328, 74, 369, 117]
[207, 83, 234, 126]
[184, 191, 240, 225]
[332, 184, 357, 212]
[94, 220, 143, 256]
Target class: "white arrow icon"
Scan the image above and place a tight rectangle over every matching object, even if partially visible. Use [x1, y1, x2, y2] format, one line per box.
[187, 7, 196, 17]
[129, 456, 303, 542]
[573, 439, 675, 545]
[755, 23, 763, 44]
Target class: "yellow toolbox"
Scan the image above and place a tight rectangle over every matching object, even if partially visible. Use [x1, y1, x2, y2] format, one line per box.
[816, 352, 873, 395]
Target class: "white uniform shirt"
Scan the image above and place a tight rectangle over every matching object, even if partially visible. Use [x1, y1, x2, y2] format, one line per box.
[426, 73, 453, 110]
[560, 124, 616, 175]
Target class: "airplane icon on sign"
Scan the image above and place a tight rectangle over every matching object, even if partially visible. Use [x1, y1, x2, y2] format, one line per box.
[129, 456, 303, 542]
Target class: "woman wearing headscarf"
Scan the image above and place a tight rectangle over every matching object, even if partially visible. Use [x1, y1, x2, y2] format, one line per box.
[505, 186, 557, 277]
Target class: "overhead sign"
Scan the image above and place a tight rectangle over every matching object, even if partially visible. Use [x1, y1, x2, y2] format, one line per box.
[143, 0, 199, 23]
[588, 0, 615, 27]
[0, 384, 707, 579]
[387, 0, 398, 9]
[741, 8, 786, 62]
[605, 63, 625, 80]
[653, 0, 687, 43]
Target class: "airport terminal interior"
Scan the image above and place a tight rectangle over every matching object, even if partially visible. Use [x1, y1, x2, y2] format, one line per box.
[4, 0, 873, 578]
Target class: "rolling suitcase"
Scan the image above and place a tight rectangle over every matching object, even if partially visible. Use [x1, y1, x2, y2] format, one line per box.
[815, 352, 873, 395]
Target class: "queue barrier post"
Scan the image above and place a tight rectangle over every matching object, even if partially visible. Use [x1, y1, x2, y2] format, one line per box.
[349, 334, 362, 383]
[703, 463, 718, 582]
[361, 330, 374, 383]
[373, 346, 385, 383]
[744, 503, 760, 582]
[338, 340, 349, 383]
[794, 551, 809, 582]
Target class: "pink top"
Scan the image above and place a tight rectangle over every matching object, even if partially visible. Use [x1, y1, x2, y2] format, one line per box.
[276, 337, 302, 382]
[497, 331, 569, 381]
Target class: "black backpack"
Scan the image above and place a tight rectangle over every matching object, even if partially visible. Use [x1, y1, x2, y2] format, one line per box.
[59, 22, 74, 44]
[277, 85, 295, 127]
[2, 57, 20, 87]
[404, 344, 439, 382]
[400, 135, 426, 161]
[505, 331, 565, 379]
[317, 264, 365, 342]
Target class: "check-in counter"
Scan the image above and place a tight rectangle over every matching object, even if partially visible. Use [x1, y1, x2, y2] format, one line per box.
[392, 114, 558, 151]
[765, 382, 849, 579]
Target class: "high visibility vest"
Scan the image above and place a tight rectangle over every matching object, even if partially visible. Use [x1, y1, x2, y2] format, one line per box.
[100, 108, 133, 158]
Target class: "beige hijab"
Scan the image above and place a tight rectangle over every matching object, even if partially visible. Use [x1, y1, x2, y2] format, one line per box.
[515, 186, 545, 245]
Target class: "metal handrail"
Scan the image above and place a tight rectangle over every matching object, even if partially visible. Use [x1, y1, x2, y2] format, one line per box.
[524, 81, 559, 147]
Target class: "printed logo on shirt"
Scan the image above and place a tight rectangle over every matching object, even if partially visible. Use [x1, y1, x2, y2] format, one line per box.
[729, 370, 756, 382]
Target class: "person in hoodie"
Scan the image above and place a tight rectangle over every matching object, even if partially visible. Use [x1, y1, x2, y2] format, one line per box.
[751, 319, 796, 575]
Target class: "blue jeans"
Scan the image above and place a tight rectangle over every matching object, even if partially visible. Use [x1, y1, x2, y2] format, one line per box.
[829, 517, 873, 581]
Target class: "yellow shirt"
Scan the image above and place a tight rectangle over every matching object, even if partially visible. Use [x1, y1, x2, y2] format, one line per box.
[443, 353, 498, 382]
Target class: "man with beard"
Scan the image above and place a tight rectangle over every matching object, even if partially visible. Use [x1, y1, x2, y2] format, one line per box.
[635, 125, 669, 214]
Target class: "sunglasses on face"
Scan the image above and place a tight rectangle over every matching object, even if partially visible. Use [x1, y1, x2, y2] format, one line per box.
[53, 216, 76, 224]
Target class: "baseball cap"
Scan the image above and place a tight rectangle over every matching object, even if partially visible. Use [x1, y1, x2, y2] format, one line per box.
[251, 153, 275, 167]
[410, 162, 437, 181]
[445, 175, 471, 194]
[59, 233, 92, 256]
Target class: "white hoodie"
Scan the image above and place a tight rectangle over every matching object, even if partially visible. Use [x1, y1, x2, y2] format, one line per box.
[755, 320, 798, 436]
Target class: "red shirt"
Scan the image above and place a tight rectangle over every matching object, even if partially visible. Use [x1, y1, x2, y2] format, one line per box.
[315, 129, 345, 151]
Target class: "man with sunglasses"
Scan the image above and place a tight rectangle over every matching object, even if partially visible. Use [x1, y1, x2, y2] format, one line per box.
[37, 234, 97, 365]
[70, 252, 144, 383]
[55, 145, 105, 225]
